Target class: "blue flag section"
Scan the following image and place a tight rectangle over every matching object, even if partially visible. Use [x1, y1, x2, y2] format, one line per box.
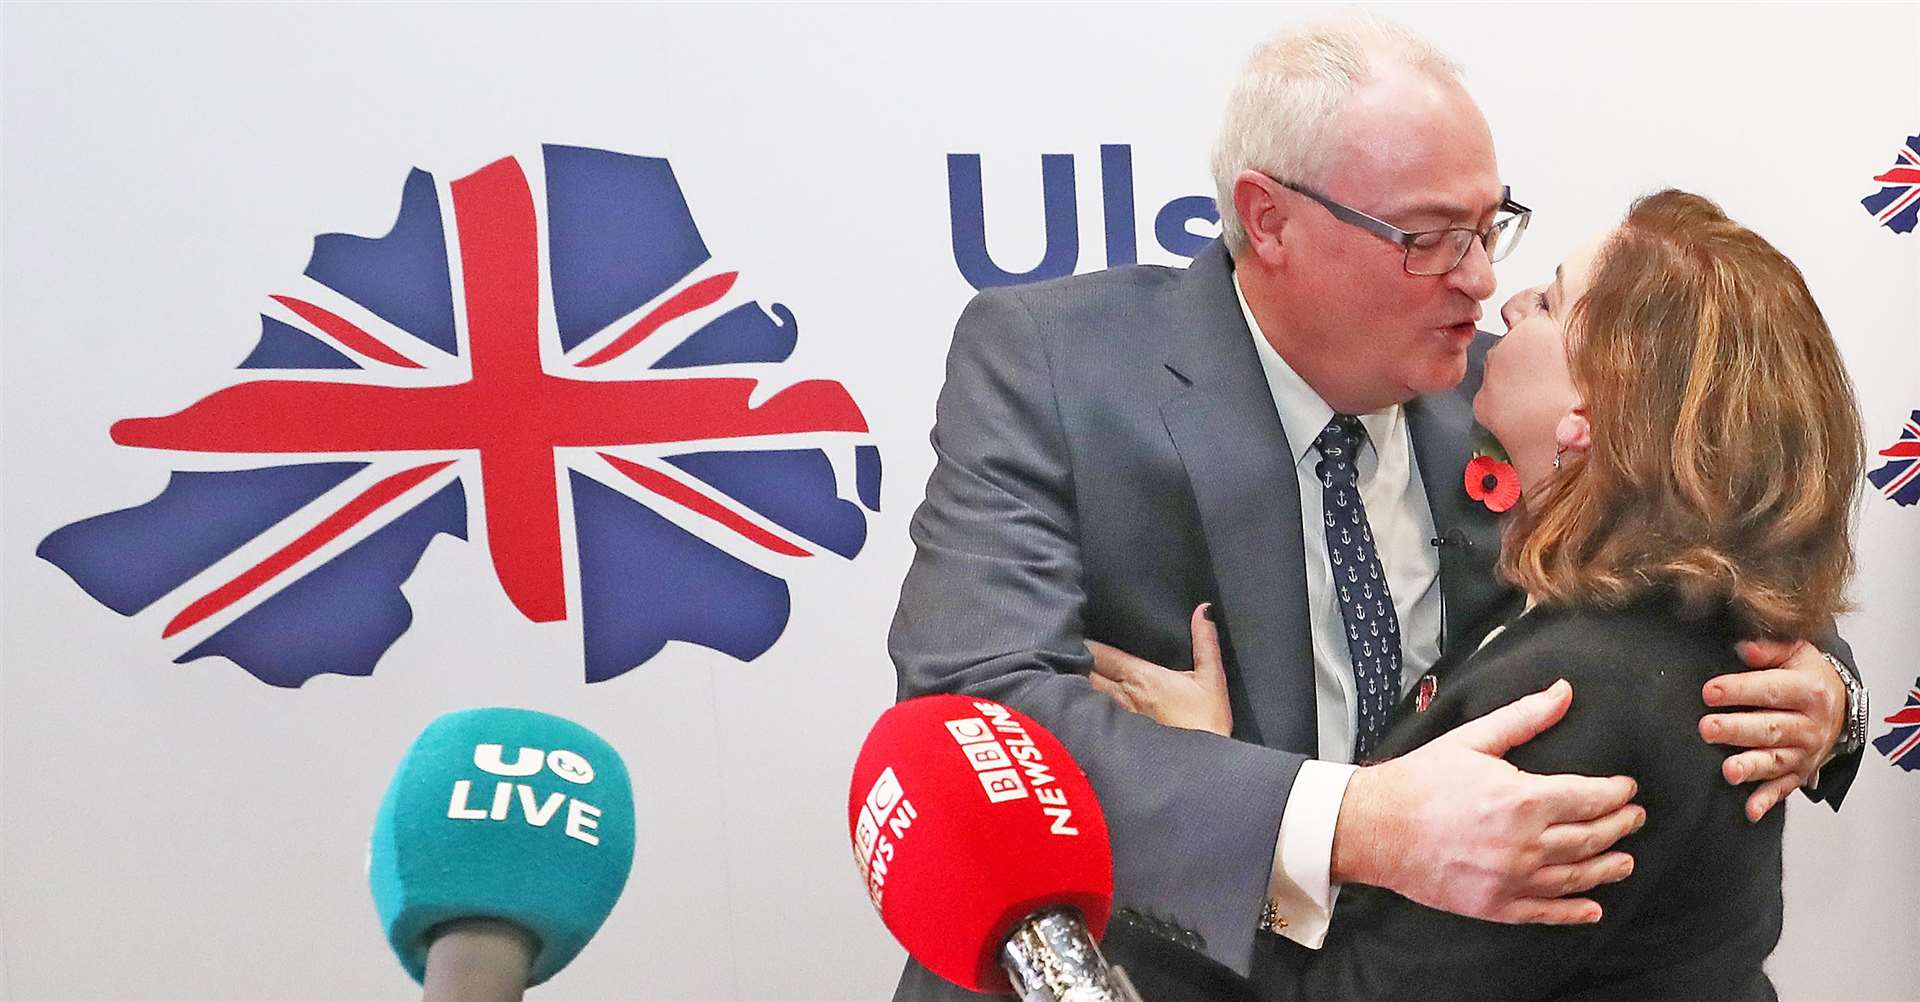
[1867, 410, 1920, 506]
[37, 146, 881, 686]
[1873, 679, 1920, 772]
[1860, 134, 1920, 234]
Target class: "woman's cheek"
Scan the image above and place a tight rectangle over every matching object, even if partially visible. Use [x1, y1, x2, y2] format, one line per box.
[1472, 365, 1501, 430]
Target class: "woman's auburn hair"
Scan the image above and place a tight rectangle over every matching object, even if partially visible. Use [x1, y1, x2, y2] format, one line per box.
[1498, 189, 1862, 639]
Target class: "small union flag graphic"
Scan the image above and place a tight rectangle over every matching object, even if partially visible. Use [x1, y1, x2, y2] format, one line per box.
[38, 145, 882, 687]
[1860, 133, 1920, 233]
[1873, 678, 1920, 772]
[1867, 409, 1920, 506]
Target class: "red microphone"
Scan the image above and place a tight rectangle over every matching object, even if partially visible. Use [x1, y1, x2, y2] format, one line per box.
[848, 694, 1144, 1001]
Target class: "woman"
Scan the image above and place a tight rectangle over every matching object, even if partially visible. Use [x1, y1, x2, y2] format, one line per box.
[1092, 189, 1862, 1001]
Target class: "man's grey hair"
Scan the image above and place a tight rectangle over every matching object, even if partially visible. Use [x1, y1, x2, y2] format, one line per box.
[1210, 16, 1464, 254]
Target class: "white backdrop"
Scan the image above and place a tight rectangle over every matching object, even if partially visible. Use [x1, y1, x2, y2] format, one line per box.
[2, 3, 1916, 1001]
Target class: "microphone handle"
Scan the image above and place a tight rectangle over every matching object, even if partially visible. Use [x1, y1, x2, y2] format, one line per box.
[999, 908, 1147, 1002]
[421, 918, 537, 1002]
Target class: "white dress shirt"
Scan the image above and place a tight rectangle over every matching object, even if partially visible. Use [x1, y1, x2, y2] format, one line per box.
[1232, 275, 1445, 948]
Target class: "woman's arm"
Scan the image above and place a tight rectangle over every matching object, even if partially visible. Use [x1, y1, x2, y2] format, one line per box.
[1086, 604, 1233, 736]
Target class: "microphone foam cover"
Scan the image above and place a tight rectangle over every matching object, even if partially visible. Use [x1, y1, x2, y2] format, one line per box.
[369, 707, 635, 986]
[849, 694, 1112, 993]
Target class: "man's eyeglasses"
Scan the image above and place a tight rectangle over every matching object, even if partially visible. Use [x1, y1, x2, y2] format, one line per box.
[1269, 176, 1531, 277]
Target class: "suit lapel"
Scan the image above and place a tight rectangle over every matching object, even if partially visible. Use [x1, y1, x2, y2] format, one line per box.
[1159, 245, 1317, 754]
[1405, 343, 1516, 660]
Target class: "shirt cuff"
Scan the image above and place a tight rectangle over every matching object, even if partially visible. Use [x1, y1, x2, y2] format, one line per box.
[1264, 760, 1358, 949]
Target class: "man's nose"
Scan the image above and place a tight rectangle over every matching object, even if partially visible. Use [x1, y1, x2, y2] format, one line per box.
[1449, 237, 1498, 302]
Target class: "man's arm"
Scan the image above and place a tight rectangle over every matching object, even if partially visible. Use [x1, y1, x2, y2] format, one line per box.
[1268, 653, 1734, 1002]
[1088, 610, 1641, 936]
[1085, 600, 1864, 824]
[892, 288, 1306, 975]
[1330, 681, 1640, 924]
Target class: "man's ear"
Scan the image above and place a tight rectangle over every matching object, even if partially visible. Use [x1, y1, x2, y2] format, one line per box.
[1554, 405, 1591, 454]
[1232, 169, 1291, 266]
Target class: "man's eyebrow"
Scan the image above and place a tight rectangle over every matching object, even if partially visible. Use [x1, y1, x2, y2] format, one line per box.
[1377, 195, 1502, 227]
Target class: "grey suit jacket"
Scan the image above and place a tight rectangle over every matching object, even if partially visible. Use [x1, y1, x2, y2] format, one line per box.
[889, 241, 1517, 1000]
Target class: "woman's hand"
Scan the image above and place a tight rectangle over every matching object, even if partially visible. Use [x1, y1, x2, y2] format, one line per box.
[1086, 604, 1233, 737]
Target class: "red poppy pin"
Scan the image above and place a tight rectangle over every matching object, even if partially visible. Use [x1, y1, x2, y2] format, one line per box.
[1464, 453, 1521, 513]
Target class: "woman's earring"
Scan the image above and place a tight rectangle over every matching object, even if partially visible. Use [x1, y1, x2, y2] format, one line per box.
[1552, 448, 1566, 471]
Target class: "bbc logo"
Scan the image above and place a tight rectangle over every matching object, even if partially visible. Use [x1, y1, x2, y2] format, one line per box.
[944, 717, 1029, 804]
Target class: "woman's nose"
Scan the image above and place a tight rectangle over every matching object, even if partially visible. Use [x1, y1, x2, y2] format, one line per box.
[1498, 296, 1518, 332]
[1499, 289, 1533, 332]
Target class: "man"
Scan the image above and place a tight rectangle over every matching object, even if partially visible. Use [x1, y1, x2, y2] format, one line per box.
[890, 18, 1862, 1000]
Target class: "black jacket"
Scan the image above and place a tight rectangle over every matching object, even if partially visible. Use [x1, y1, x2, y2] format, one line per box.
[1267, 598, 1785, 1002]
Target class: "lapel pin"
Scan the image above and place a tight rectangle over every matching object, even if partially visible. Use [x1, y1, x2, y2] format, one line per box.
[1415, 674, 1439, 712]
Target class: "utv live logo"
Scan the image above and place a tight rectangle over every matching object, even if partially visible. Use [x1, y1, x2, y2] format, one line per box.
[947, 144, 1220, 289]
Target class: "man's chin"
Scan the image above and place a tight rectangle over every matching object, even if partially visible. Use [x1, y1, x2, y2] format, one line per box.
[1409, 351, 1473, 397]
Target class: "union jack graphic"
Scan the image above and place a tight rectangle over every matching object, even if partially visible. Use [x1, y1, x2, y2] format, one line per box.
[1860, 133, 1920, 233]
[38, 145, 881, 687]
[1872, 678, 1920, 772]
[1867, 409, 1920, 506]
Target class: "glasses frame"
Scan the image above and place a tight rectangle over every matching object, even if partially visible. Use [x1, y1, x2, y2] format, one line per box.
[1270, 176, 1532, 276]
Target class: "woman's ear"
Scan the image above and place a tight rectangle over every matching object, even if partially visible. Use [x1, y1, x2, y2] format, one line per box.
[1555, 405, 1591, 454]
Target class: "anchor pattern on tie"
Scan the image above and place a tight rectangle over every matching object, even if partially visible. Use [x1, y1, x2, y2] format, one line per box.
[1314, 414, 1402, 761]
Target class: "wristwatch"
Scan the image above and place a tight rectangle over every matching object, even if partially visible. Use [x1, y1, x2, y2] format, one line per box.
[1824, 652, 1869, 757]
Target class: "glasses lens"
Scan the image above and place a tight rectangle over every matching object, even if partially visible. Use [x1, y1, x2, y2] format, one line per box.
[1487, 212, 1531, 263]
[1405, 230, 1472, 276]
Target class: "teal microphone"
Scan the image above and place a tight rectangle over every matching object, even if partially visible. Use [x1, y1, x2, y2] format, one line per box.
[369, 708, 635, 1000]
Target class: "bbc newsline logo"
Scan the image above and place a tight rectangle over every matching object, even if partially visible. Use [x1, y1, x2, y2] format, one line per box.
[943, 702, 1080, 835]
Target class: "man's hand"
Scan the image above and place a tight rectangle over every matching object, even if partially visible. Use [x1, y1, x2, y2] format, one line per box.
[1700, 639, 1848, 822]
[1086, 604, 1233, 736]
[1331, 680, 1643, 924]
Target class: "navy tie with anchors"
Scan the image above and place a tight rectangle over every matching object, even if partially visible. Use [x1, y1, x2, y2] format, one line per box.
[1313, 415, 1402, 762]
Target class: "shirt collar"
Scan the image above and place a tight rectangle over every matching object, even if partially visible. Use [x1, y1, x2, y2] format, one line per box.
[1232, 272, 1402, 468]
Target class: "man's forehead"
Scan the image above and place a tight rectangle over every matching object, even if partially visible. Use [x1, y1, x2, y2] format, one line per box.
[1328, 80, 1501, 222]
[1373, 185, 1508, 223]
